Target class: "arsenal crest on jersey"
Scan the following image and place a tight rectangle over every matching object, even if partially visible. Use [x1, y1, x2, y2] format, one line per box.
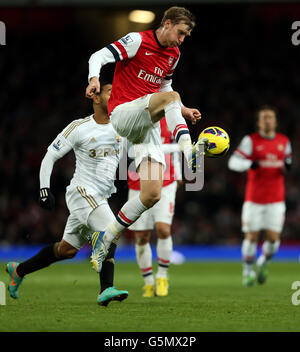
[168, 56, 174, 67]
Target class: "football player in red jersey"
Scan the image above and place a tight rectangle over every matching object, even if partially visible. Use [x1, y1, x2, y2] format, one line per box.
[228, 106, 292, 286]
[85, 7, 208, 273]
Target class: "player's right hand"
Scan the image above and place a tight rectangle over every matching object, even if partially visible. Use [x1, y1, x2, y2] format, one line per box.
[85, 77, 100, 99]
[39, 188, 55, 210]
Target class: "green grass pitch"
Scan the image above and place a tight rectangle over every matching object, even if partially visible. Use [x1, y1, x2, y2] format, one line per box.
[0, 261, 299, 332]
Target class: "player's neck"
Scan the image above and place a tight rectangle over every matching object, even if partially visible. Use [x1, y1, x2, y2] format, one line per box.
[93, 110, 110, 124]
[155, 27, 168, 48]
[259, 130, 276, 139]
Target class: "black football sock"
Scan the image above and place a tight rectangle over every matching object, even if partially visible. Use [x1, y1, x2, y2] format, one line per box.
[16, 243, 62, 278]
[100, 242, 117, 293]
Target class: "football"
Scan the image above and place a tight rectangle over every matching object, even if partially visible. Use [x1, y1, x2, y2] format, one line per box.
[199, 126, 230, 158]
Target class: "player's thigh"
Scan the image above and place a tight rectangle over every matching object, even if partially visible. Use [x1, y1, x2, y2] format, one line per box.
[139, 159, 164, 206]
[264, 202, 286, 234]
[244, 231, 260, 242]
[110, 94, 154, 144]
[57, 239, 78, 258]
[155, 222, 171, 239]
[87, 202, 116, 232]
[152, 181, 177, 231]
[62, 213, 88, 251]
[127, 189, 155, 231]
[66, 186, 106, 226]
[241, 201, 264, 233]
[265, 229, 280, 242]
[139, 158, 164, 183]
[148, 91, 181, 123]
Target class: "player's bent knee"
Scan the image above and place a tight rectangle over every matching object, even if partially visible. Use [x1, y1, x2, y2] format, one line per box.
[147, 191, 161, 207]
[136, 231, 151, 245]
[140, 188, 161, 208]
[245, 232, 259, 242]
[57, 241, 78, 259]
[163, 91, 180, 106]
[157, 229, 171, 239]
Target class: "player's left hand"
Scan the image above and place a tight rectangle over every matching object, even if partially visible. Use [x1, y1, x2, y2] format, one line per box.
[39, 188, 55, 210]
[85, 77, 100, 99]
[181, 106, 201, 125]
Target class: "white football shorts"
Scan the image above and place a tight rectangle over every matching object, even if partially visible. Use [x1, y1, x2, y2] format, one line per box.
[241, 201, 286, 233]
[127, 181, 177, 231]
[110, 94, 165, 170]
[63, 186, 115, 250]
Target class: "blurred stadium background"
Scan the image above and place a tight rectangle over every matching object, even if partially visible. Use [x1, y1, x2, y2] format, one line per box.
[1, 0, 300, 262]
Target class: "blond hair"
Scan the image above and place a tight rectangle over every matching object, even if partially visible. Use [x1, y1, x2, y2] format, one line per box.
[161, 6, 196, 30]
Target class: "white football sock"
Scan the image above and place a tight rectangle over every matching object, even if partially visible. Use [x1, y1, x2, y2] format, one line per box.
[257, 240, 280, 266]
[241, 239, 257, 274]
[103, 195, 148, 248]
[164, 101, 192, 161]
[135, 243, 154, 285]
[156, 237, 173, 278]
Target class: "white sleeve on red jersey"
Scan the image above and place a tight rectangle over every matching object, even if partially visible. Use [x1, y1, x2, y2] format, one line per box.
[228, 153, 252, 172]
[88, 32, 142, 81]
[227, 135, 253, 172]
[235, 135, 253, 158]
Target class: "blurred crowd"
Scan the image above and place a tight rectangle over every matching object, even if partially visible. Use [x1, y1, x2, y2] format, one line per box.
[1, 4, 299, 246]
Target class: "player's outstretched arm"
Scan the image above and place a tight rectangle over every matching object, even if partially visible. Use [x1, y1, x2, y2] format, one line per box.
[86, 32, 142, 99]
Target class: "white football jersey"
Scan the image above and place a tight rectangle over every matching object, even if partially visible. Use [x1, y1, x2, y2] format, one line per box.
[47, 114, 121, 199]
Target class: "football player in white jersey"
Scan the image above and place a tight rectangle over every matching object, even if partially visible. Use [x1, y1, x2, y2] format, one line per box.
[6, 83, 128, 306]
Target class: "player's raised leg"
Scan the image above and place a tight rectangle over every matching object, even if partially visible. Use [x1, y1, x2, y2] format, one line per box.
[148, 91, 203, 172]
[135, 230, 155, 298]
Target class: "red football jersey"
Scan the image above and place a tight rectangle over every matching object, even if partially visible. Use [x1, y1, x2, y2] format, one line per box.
[235, 132, 291, 203]
[106, 30, 180, 116]
[128, 118, 177, 190]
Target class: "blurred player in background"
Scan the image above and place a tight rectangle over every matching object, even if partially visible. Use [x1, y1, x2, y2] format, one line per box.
[127, 118, 182, 297]
[85, 6, 208, 273]
[6, 83, 128, 306]
[228, 106, 292, 286]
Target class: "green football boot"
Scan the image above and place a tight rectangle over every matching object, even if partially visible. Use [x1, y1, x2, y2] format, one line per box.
[6, 261, 24, 299]
[257, 264, 268, 284]
[97, 286, 128, 307]
[242, 271, 256, 287]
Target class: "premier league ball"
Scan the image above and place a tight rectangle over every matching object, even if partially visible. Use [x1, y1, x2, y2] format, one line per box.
[199, 126, 230, 158]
